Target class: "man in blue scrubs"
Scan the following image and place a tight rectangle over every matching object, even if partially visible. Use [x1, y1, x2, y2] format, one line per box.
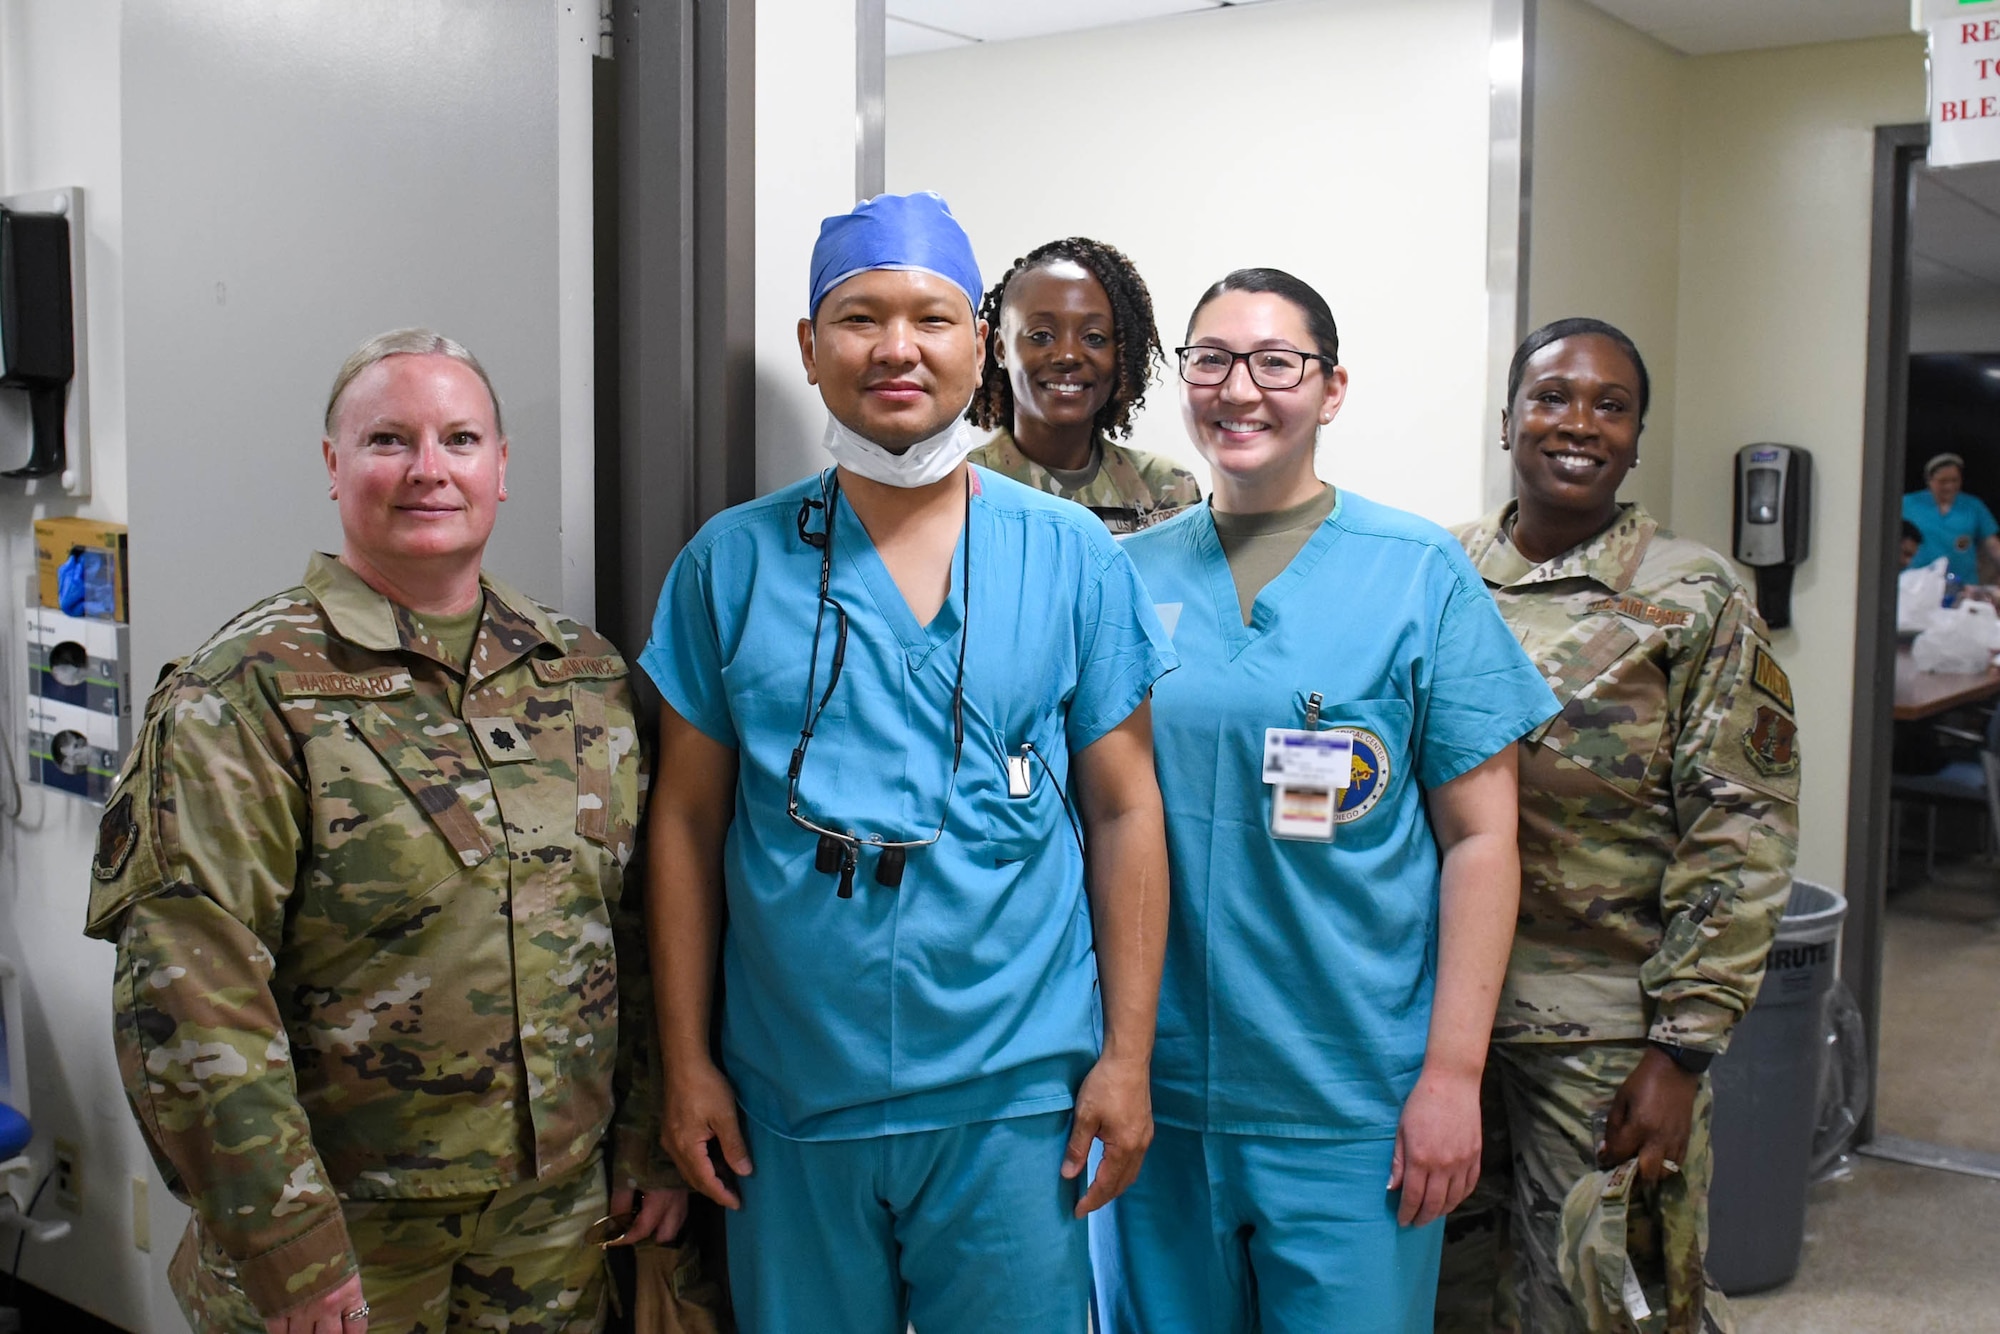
[640, 193, 1175, 1333]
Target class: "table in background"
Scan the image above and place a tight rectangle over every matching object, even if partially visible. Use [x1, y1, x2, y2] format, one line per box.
[1894, 646, 2000, 722]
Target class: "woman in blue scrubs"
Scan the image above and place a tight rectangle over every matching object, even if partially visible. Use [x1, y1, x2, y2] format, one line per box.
[1099, 269, 1558, 1333]
[1903, 452, 2000, 585]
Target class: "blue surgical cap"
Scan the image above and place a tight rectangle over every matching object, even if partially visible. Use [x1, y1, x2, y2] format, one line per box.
[808, 192, 983, 317]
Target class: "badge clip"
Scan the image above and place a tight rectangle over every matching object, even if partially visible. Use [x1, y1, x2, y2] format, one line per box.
[1305, 691, 1323, 730]
[1007, 750, 1035, 799]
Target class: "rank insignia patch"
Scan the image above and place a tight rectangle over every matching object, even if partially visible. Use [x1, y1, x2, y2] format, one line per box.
[1744, 705, 1799, 777]
[1750, 647, 1794, 712]
[470, 717, 533, 764]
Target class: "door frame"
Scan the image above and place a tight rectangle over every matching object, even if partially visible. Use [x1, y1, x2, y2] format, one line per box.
[1845, 121, 1927, 1142]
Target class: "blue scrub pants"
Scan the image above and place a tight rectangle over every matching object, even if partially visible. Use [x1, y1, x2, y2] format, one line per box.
[1092, 1126, 1443, 1334]
[727, 1109, 1090, 1334]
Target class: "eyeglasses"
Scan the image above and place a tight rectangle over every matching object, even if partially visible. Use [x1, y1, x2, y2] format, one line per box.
[1175, 345, 1334, 391]
[789, 470, 970, 899]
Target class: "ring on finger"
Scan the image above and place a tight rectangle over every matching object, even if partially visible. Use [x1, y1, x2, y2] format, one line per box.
[343, 1302, 371, 1322]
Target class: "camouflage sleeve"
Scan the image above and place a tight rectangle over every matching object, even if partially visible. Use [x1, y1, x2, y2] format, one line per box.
[106, 684, 358, 1317]
[607, 699, 682, 1194]
[1642, 587, 1801, 1053]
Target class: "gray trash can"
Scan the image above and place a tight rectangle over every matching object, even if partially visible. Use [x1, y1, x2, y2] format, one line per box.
[1707, 879, 1847, 1294]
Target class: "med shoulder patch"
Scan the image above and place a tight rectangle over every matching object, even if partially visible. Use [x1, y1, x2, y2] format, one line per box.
[1750, 646, 1794, 712]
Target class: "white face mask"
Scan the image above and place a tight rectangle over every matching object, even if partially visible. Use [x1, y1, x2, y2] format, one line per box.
[820, 410, 978, 489]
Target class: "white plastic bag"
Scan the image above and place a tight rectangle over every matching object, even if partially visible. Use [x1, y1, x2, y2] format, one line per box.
[1897, 557, 1949, 634]
[1911, 597, 2000, 674]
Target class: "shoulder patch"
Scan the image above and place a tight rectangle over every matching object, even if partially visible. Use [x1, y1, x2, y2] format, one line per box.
[532, 655, 626, 684]
[1586, 596, 1692, 628]
[1744, 705, 1799, 778]
[274, 670, 413, 699]
[1750, 646, 1794, 712]
[92, 791, 138, 881]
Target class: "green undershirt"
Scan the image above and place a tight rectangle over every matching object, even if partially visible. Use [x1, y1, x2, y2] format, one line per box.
[1212, 485, 1338, 625]
[407, 596, 484, 676]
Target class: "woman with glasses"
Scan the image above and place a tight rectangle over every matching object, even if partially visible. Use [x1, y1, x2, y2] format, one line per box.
[966, 237, 1201, 534]
[1095, 268, 1557, 1333]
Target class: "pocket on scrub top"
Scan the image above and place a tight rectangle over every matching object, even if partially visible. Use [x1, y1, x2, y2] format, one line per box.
[969, 716, 1069, 866]
[1290, 694, 1412, 840]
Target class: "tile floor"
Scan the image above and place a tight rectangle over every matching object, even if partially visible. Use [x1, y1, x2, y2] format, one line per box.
[1732, 856, 2000, 1332]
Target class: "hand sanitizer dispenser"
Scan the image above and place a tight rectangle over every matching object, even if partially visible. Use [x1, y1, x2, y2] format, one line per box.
[1733, 444, 1812, 630]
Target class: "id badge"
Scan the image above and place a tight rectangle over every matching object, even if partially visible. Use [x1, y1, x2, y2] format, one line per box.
[1264, 728, 1352, 843]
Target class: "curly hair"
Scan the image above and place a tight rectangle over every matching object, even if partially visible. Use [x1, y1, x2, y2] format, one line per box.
[967, 237, 1162, 441]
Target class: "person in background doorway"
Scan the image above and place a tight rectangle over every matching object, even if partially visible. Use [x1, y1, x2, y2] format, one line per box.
[1095, 268, 1557, 1333]
[85, 330, 683, 1334]
[643, 193, 1174, 1333]
[1903, 452, 2000, 584]
[1436, 318, 1801, 1334]
[1900, 518, 1923, 570]
[967, 237, 1201, 533]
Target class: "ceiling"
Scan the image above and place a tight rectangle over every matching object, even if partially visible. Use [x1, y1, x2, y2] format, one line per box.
[886, 1, 1267, 57]
[1584, 0, 1910, 55]
[1911, 163, 2000, 315]
[885, 0, 1914, 58]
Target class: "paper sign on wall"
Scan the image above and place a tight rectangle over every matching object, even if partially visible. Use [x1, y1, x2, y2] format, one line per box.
[1928, 0, 2000, 167]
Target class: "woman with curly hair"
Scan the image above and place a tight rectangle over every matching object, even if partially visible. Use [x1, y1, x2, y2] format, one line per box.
[968, 237, 1201, 533]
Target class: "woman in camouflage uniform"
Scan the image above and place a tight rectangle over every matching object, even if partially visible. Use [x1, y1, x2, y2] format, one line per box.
[1438, 319, 1800, 1334]
[85, 331, 684, 1334]
[966, 237, 1201, 533]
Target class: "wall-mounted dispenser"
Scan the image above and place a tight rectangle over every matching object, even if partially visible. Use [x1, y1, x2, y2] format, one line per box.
[0, 188, 88, 496]
[1733, 443, 1812, 631]
[0, 205, 74, 479]
[25, 607, 130, 803]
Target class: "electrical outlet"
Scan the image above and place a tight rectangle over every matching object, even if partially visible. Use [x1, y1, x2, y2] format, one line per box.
[130, 1175, 149, 1251]
[51, 1138, 80, 1213]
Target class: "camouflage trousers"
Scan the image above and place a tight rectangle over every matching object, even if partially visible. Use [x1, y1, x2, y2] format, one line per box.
[1435, 1042, 1731, 1334]
[171, 1149, 608, 1334]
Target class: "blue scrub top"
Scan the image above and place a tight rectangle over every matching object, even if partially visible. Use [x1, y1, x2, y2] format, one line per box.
[1903, 489, 1997, 584]
[1123, 491, 1557, 1141]
[642, 467, 1175, 1141]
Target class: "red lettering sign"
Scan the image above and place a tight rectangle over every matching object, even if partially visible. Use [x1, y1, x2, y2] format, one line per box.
[1965, 19, 2000, 44]
[1943, 96, 2000, 122]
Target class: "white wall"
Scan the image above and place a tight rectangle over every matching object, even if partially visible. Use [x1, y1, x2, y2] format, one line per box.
[887, 0, 1502, 528]
[1526, 0, 1685, 523]
[756, 0, 857, 491]
[0, 3, 181, 1329]
[1670, 35, 1926, 886]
